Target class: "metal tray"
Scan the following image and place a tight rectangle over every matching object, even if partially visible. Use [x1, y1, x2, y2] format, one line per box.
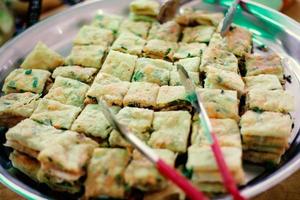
[0, 0, 300, 199]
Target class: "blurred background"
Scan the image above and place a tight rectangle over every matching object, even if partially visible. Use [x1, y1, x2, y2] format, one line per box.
[0, 0, 299, 47]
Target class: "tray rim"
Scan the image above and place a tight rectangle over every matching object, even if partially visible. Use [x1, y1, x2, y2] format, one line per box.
[0, 0, 299, 199]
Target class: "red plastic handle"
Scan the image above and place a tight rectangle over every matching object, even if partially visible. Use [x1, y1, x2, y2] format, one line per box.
[211, 133, 245, 200]
[156, 159, 208, 200]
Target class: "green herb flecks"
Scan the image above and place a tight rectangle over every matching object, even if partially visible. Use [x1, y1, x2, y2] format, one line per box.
[43, 119, 53, 126]
[24, 69, 32, 75]
[98, 49, 104, 55]
[7, 81, 16, 89]
[120, 46, 128, 51]
[252, 107, 264, 113]
[124, 184, 131, 192]
[32, 77, 39, 88]
[136, 33, 143, 38]
[112, 29, 118, 36]
[164, 48, 172, 59]
[181, 167, 193, 179]
[114, 174, 123, 184]
[216, 76, 223, 83]
[187, 53, 193, 58]
[132, 71, 144, 81]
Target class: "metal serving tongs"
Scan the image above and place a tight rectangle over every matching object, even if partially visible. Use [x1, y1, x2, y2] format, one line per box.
[220, 0, 241, 36]
[98, 100, 208, 200]
[158, 0, 191, 23]
[177, 65, 245, 200]
[158, 0, 241, 28]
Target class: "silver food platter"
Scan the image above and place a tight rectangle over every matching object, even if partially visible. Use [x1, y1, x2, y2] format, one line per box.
[0, 0, 300, 199]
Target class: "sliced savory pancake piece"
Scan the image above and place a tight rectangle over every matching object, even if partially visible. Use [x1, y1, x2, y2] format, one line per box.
[240, 111, 293, 139]
[245, 53, 284, 81]
[119, 19, 151, 39]
[197, 88, 240, 121]
[169, 70, 201, 87]
[175, 57, 201, 72]
[37, 131, 97, 191]
[176, 9, 223, 26]
[143, 39, 178, 61]
[174, 42, 207, 60]
[148, 21, 181, 42]
[2, 68, 51, 94]
[45, 76, 89, 107]
[243, 74, 283, 92]
[156, 86, 190, 110]
[100, 50, 138, 81]
[240, 110, 293, 163]
[84, 148, 130, 199]
[0, 92, 40, 127]
[246, 89, 293, 113]
[21, 42, 64, 71]
[224, 27, 252, 57]
[148, 111, 191, 153]
[111, 32, 146, 56]
[71, 104, 113, 139]
[209, 27, 252, 57]
[186, 146, 245, 189]
[86, 81, 130, 106]
[66, 45, 107, 69]
[124, 149, 175, 191]
[130, 0, 160, 17]
[52, 66, 97, 84]
[191, 118, 241, 148]
[182, 25, 215, 43]
[11, 150, 83, 193]
[132, 57, 173, 86]
[123, 82, 160, 108]
[5, 119, 63, 158]
[30, 99, 81, 130]
[200, 47, 238, 73]
[109, 107, 154, 148]
[204, 68, 245, 95]
[73, 25, 114, 47]
[90, 13, 123, 34]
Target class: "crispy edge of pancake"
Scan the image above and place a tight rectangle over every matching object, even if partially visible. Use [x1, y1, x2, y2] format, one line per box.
[242, 135, 289, 148]
[243, 150, 281, 165]
[9, 150, 40, 181]
[5, 140, 39, 158]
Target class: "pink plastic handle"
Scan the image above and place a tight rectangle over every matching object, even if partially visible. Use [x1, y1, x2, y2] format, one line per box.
[156, 159, 208, 200]
[211, 133, 245, 200]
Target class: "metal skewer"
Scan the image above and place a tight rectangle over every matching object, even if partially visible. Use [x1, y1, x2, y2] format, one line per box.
[157, 0, 192, 23]
[220, 0, 241, 36]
